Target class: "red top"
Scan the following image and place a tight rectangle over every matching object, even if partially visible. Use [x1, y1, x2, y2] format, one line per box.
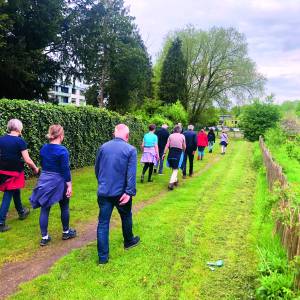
[0, 170, 25, 192]
[197, 132, 208, 147]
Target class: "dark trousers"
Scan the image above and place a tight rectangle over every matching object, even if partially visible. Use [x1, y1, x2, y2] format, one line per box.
[142, 163, 154, 180]
[158, 151, 164, 174]
[182, 152, 195, 176]
[0, 189, 24, 224]
[97, 196, 134, 262]
[39, 197, 70, 237]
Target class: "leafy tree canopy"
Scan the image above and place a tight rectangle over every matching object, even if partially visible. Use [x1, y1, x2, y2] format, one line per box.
[239, 100, 281, 141]
[155, 26, 266, 123]
[158, 37, 187, 106]
[0, 0, 65, 100]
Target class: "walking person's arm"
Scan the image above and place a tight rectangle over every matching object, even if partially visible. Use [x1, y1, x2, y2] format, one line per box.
[162, 138, 170, 159]
[60, 150, 72, 198]
[21, 150, 39, 174]
[120, 148, 137, 205]
[95, 148, 101, 178]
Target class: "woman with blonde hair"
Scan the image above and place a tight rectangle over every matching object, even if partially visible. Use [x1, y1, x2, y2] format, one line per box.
[0, 119, 39, 232]
[30, 125, 76, 246]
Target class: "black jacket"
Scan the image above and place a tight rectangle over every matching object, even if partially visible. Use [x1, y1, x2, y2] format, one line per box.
[207, 132, 216, 142]
[155, 128, 170, 153]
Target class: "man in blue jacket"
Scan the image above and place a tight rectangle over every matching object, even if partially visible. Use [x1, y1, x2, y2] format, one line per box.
[95, 124, 140, 264]
[182, 125, 197, 178]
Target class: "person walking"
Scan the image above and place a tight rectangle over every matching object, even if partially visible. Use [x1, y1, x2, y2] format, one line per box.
[197, 129, 208, 160]
[163, 125, 186, 190]
[140, 124, 159, 183]
[95, 124, 140, 264]
[220, 130, 229, 155]
[154, 124, 169, 175]
[30, 125, 76, 246]
[182, 125, 197, 178]
[0, 119, 39, 232]
[207, 128, 216, 153]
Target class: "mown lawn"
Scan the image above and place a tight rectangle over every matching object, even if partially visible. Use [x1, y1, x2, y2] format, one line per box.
[0, 147, 215, 267]
[11, 140, 260, 299]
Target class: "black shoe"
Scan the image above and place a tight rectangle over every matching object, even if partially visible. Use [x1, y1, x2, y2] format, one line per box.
[62, 228, 77, 240]
[0, 224, 11, 232]
[174, 181, 179, 187]
[209, 150, 212, 153]
[40, 236, 51, 246]
[148, 178, 153, 182]
[19, 207, 30, 220]
[99, 259, 109, 265]
[124, 236, 140, 250]
[168, 183, 174, 190]
[189, 173, 193, 177]
[141, 174, 144, 183]
[182, 175, 187, 179]
[154, 169, 157, 174]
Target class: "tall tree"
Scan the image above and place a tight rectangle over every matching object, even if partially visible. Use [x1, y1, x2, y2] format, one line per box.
[0, 0, 65, 100]
[61, 0, 152, 111]
[158, 37, 187, 106]
[155, 26, 265, 123]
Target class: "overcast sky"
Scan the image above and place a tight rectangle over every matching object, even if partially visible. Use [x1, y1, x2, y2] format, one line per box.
[124, 0, 300, 103]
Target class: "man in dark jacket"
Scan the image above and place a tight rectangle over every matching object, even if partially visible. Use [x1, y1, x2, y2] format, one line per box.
[154, 124, 169, 174]
[95, 124, 140, 264]
[182, 125, 197, 178]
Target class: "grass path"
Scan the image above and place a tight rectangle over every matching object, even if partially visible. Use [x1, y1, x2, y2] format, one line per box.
[0, 150, 215, 268]
[9, 140, 259, 300]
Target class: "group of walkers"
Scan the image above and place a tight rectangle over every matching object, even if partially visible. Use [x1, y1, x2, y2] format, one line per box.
[0, 119, 228, 265]
[140, 123, 228, 190]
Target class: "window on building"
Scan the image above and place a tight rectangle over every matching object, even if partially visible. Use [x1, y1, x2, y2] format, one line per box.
[62, 96, 69, 103]
[61, 86, 69, 93]
[55, 86, 59, 92]
[72, 88, 76, 95]
[71, 98, 76, 104]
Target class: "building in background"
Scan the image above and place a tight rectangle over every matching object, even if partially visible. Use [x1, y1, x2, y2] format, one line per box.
[48, 79, 88, 106]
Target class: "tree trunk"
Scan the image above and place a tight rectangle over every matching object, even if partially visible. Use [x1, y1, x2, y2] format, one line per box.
[97, 68, 106, 108]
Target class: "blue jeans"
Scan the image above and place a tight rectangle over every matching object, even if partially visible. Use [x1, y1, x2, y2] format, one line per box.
[208, 141, 214, 151]
[158, 151, 165, 174]
[97, 196, 134, 262]
[0, 189, 24, 225]
[39, 197, 70, 237]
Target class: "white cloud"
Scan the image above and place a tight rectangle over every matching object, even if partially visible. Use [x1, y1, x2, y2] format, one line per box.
[124, 0, 300, 102]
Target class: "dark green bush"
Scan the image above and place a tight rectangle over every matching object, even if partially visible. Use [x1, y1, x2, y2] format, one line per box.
[0, 99, 147, 171]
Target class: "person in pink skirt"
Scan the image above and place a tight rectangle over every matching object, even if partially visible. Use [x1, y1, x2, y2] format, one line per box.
[140, 124, 159, 183]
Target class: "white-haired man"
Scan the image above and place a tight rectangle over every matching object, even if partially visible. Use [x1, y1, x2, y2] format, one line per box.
[95, 124, 140, 264]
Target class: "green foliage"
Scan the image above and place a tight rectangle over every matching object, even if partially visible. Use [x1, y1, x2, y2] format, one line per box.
[0, 0, 65, 100]
[239, 101, 281, 141]
[158, 37, 187, 106]
[155, 26, 265, 123]
[0, 99, 146, 172]
[62, 0, 152, 112]
[158, 101, 188, 126]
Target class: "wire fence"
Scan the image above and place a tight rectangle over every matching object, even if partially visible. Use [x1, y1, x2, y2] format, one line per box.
[259, 136, 300, 289]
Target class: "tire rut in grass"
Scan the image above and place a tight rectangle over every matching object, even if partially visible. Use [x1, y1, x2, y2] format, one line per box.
[0, 155, 221, 299]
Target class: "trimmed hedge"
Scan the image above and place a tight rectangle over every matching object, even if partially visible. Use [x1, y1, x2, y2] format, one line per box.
[0, 99, 146, 172]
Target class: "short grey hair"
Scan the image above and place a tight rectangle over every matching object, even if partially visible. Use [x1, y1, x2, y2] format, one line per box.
[7, 119, 23, 133]
[188, 124, 194, 130]
[162, 124, 168, 129]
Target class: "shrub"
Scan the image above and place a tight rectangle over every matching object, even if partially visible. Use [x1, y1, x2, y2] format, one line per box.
[239, 101, 281, 141]
[158, 100, 188, 126]
[0, 99, 147, 172]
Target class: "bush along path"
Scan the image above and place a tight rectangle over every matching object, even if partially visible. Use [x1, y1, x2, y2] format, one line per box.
[0, 149, 221, 299]
[8, 140, 261, 300]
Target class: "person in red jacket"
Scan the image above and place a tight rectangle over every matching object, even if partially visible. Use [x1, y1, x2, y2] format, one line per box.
[197, 129, 208, 160]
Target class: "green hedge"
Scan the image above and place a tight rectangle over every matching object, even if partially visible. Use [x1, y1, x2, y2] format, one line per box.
[0, 99, 146, 172]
